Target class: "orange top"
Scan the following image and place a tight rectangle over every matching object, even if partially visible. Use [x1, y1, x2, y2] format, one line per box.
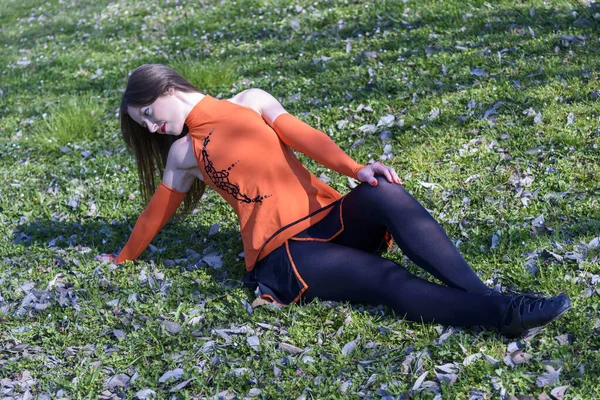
[186, 95, 351, 271]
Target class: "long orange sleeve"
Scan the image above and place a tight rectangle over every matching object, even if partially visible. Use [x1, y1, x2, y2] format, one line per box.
[115, 182, 186, 263]
[272, 113, 365, 179]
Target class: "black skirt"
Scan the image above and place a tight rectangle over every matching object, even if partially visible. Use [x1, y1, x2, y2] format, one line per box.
[242, 198, 390, 305]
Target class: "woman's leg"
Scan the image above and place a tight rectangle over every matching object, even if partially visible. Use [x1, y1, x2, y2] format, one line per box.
[290, 240, 510, 328]
[333, 179, 491, 294]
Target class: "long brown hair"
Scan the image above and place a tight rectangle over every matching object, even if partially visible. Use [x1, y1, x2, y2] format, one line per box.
[120, 64, 206, 213]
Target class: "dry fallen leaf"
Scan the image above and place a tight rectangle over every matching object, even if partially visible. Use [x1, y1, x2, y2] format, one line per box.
[158, 368, 184, 384]
[134, 389, 156, 399]
[428, 108, 440, 120]
[347, 177, 359, 189]
[463, 353, 482, 365]
[278, 342, 303, 355]
[230, 367, 250, 377]
[357, 124, 377, 133]
[342, 334, 359, 356]
[161, 320, 181, 334]
[482, 353, 499, 366]
[555, 334, 574, 346]
[434, 363, 459, 384]
[340, 379, 352, 393]
[550, 384, 570, 398]
[536, 365, 561, 387]
[377, 114, 395, 127]
[411, 371, 428, 391]
[510, 350, 533, 365]
[170, 378, 193, 392]
[208, 223, 220, 236]
[202, 253, 223, 269]
[470, 68, 485, 76]
[247, 336, 260, 351]
[251, 296, 272, 308]
[588, 237, 600, 249]
[248, 388, 262, 397]
[418, 181, 441, 189]
[105, 374, 130, 390]
[113, 329, 125, 341]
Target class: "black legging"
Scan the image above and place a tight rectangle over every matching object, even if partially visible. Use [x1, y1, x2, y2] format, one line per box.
[292, 179, 512, 328]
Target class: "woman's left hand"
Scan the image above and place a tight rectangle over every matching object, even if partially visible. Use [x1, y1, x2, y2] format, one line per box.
[96, 253, 117, 263]
[357, 162, 403, 186]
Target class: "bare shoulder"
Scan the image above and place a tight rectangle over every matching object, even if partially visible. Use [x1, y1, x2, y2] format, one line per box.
[163, 135, 203, 190]
[228, 88, 287, 124]
[228, 88, 275, 109]
[166, 135, 197, 170]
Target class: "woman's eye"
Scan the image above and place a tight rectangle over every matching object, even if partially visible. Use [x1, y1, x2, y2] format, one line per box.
[144, 108, 150, 116]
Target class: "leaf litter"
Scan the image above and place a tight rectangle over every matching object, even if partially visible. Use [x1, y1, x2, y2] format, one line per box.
[1, 0, 596, 397]
[158, 369, 184, 384]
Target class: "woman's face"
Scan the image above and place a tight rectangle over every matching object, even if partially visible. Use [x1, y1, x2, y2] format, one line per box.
[127, 90, 184, 136]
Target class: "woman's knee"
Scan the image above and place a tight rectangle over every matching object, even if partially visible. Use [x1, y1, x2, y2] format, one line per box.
[370, 178, 414, 207]
[344, 179, 415, 217]
[352, 178, 407, 198]
[374, 176, 405, 193]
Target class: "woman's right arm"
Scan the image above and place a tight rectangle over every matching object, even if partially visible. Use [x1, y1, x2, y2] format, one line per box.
[113, 139, 194, 263]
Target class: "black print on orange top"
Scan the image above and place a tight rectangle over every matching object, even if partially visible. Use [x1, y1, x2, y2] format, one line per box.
[202, 129, 272, 204]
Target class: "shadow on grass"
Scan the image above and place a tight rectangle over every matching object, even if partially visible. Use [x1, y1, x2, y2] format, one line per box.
[3, 2, 599, 169]
[262, 5, 600, 111]
[13, 216, 245, 272]
[13, 191, 600, 260]
[3, 3, 599, 102]
[6, 1, 600, 276]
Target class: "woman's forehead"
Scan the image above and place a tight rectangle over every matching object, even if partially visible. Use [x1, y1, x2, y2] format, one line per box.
[126, 105, 143, 123]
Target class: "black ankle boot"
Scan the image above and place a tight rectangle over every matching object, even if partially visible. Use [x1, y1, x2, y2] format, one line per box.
[500, 293, 571, 338]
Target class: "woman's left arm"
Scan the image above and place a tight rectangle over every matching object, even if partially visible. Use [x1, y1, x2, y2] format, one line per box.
[245, 89, 400, 185]
[102, 139, 193, 264]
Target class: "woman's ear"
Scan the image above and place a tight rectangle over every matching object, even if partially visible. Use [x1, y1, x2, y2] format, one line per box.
[165, 86, 175, 95]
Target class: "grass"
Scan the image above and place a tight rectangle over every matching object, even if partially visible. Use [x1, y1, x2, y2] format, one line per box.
[169, 56, 239, 94]
[31, 94, 109, 151]
[1, 0, 600, 398]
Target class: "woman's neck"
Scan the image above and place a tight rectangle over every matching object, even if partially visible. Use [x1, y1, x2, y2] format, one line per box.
[175, 91, 206, 119]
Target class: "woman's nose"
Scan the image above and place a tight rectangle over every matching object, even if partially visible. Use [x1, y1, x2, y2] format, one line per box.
[145, 119, 158, 133]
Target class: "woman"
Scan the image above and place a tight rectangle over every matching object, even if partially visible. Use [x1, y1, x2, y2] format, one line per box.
[108, 64, 571, 338]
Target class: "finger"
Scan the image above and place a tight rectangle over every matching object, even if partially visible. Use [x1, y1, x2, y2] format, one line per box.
[379, 164, 401, 185]
[369, 164, 388, 185]
[365, 169, 377, 186]
[370, 173, 378, 186]
[390, 168, 403, 184]
[357, 167, 376, 186]
[375, 162, 391, 174]
[382, 167, 394, 183]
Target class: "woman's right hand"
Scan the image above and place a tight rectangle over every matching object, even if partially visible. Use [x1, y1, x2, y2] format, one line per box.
[357, 162, 402, 186]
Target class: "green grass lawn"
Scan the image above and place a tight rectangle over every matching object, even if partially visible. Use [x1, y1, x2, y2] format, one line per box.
[1, 0, 599, 398]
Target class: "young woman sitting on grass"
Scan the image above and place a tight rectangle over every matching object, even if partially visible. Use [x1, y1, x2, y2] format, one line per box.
[106, 64, 571, 338]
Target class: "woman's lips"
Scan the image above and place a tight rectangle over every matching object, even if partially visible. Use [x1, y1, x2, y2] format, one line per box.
[161, 123, 166, 133]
